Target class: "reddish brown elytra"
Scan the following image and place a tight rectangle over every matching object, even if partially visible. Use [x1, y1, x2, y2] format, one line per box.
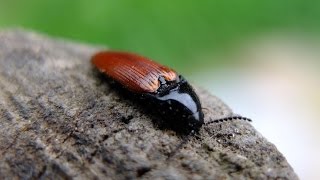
[91, 51, 177, 93]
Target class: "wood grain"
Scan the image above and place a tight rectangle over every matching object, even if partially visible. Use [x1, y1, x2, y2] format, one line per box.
[0, 29, 298, 180]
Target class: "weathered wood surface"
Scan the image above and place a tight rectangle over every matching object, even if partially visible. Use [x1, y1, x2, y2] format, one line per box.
[0, 30, 298, 179]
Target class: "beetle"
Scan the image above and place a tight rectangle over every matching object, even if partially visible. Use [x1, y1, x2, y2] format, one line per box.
[91, 51, 251, 134]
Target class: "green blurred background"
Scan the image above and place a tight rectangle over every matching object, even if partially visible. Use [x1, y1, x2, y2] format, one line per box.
[1, 0, 319, 73]
[1, 0, 320, 179]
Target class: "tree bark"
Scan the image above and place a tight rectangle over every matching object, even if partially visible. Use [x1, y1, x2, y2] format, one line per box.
[0, 29, 298, 179]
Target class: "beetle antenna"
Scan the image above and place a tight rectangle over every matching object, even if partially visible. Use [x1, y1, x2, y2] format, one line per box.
[205, 116, 252, 125]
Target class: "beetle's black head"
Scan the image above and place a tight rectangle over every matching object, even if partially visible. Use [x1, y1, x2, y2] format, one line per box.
[145, 76, 204, 133]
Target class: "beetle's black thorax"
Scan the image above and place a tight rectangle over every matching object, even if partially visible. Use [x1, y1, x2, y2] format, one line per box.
[143, 76, 204, 133]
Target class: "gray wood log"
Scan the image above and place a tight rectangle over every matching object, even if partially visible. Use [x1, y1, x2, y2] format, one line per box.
[0, 29, 298, 180]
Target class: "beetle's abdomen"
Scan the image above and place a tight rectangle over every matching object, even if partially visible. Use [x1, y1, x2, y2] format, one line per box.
[91, 51, 177, 93]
